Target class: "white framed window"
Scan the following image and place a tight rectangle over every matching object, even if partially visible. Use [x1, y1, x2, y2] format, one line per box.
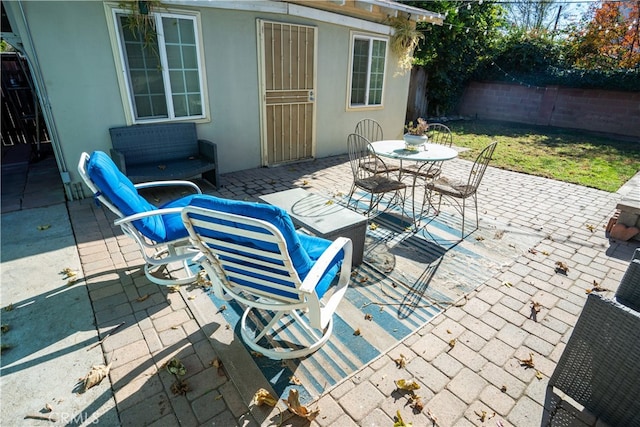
[112, 9, 206, 123]
[348, 33, 388, 109]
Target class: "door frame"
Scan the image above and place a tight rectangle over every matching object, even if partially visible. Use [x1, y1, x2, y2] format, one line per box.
[256, 19, 318, 167]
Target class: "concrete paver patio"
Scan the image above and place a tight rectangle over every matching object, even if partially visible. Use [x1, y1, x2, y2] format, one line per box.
[1, 152, 638, 426]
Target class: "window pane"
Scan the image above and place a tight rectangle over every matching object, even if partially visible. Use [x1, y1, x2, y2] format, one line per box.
[169, 70, 186, 93]
[350, 39, 369, 105]
[349, 36, 386, 107]
[165, 45, 182, 69]
[163, 17, 179, 42]
[185, 70, 200, 92]
[187, 94, 202, 116]
[173, 94, 187, 117]
[182, 46, 198, 69]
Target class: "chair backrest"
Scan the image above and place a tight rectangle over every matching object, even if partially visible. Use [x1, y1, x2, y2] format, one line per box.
[347, 133, 380, 180]
[355, 119, 383, 142]
[182, 195, 334, 302]
[427, 123, 453, 147]
[465, 141, 497, 194]
[78, 151, 168, 242]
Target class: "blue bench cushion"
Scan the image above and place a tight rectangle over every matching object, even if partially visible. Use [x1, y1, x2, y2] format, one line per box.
[87, 151, 191, 243]
[188, 195, 342, 298]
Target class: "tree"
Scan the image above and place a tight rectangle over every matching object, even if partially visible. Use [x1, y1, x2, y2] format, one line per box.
[504, 0, 563, 32]
[404, 1, 504, 116]
[564, 1, 640, 70]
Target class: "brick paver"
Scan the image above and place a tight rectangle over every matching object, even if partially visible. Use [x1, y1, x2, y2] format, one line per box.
[61, 154, 639, 426]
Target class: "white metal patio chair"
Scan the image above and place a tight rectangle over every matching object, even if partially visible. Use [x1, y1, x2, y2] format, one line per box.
[422, 141, 497, 238]
[78, 151, 201, 286]
[182, 195, 352, 360]
[354, 118, 400, 174]
[346, 133, 406, 216]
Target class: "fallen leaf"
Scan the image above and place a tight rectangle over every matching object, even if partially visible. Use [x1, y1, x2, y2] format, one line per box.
[475, 236, 485, 241]
[282, 389, 319, 421]
[167, 285, 181, 293]
[214, 394, 224, 400]
[188, 295, 196, 300]
[409, 394, 424, 413]
[217, 305, 227, 314]
[353, 328, 361, 336]
[166, 358, 186, 376]
[394, 410, 413, 427]
[364, 313, 373, 321]
[170, 378, 190, 395]
[586, 224, 595, 232]
[289, 375, 302, 385]
[60, 268, 77, 278]
[369, 223, 378, 231]
[325, 200, 334, 205]
[555, 261, 569, 274]
[302, 180, 309, 186]
[528, 248, 538, 255]
[446, 329, 452, 334]
[535, 370, 544, 380]
[502, 281, 512, 288]
[475, 410, 488, 422]
[395, 379, 420, 391]
[501, 384, 507, 393]
[542, 250, 550, 256]
[448, 339, 456, 348]
[254, 388, 277, 406]
[37, 225, 51, 231]
[517, 353, 535, 369]
[82, 363, 111, 391]
[251, 351, 264, 358]
[359, 276, 369, 283]
[136, 294, 150, 302]
[44, 403, 53, 413]
[394, 354, 407, 368]
[210, 358, 222, 369]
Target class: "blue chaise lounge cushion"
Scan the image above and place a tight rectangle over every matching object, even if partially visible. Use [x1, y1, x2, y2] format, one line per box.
[87, 151, 194, 243]
[188, 195, 342, 298]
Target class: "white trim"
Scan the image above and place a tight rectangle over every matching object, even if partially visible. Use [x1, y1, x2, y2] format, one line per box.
[163, 0, 394, 35]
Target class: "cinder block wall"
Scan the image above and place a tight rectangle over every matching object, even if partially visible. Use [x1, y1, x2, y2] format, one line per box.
[458, 81, 640, 139]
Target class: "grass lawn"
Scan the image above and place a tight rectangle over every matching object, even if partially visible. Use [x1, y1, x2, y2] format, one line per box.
[446, 120, 640, 192]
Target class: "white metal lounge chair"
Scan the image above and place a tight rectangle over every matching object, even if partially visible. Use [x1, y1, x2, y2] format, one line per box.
[182, 195, 352, 360]
[78, 151, 201, 286]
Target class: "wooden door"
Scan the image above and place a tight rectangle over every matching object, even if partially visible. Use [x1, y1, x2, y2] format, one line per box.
[258, 20, 317, 166]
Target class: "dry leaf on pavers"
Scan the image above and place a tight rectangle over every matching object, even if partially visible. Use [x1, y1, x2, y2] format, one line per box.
[253, 388, 278, 407]
[528, 248, 538, 255]
[529, 301, 542, 321]
[448, 339, 456, 349]
[369, 223, 378, 231]
[426, 409, 438, 426]
[555, 261, 569, 275]
[166, 358, 186, 376]
[353, 328, 361, 336]
[136, 294, 150, 302]
[475, 236, 484, 241]
[364, 313, 373, 321]
[502, 281, 512, 288]
[251, 351, 264, 358]
[37, 224, 51, 231]
[542, 250, 550, 255]
[167, 285, 181, 293]
[81, 363, 111, 391]
[289, 375, 302, 385]
[325, 200, 333, 206]
[282, 389, 319, 421]
[170, 378, 190, 395]
[394, 410, 413, 427]
[359, 276, 368, 283]
[409, 394, 424, 413]
[517, 353, 536, 369]
[474, 410, 495, 422]
[586, 224, 596, 232]
[536, 370, 544, 380]
[586, 280, 609, 294]
[395, 379, 420, 391]
[394, 354, 407, 368]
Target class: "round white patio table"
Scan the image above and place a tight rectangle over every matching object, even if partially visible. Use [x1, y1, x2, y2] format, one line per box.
[369, 139, 458, 226]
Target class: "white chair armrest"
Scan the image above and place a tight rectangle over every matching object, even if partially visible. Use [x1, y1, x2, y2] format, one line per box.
[113, 207, 185, 227]
[134, 180, 202, 194]
[300, 237, 353, 294]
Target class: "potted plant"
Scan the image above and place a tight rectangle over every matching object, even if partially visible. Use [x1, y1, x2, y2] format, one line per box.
[404, 118, 429, 150]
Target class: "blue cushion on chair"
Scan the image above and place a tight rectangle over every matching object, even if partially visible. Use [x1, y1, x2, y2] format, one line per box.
[189, 195, 342, 298]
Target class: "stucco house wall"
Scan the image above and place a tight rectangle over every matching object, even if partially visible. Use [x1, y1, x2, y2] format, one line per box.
[4, 1, 418, 197]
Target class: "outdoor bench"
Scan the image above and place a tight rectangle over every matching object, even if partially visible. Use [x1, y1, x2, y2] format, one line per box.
[109, 122, 220, 188]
